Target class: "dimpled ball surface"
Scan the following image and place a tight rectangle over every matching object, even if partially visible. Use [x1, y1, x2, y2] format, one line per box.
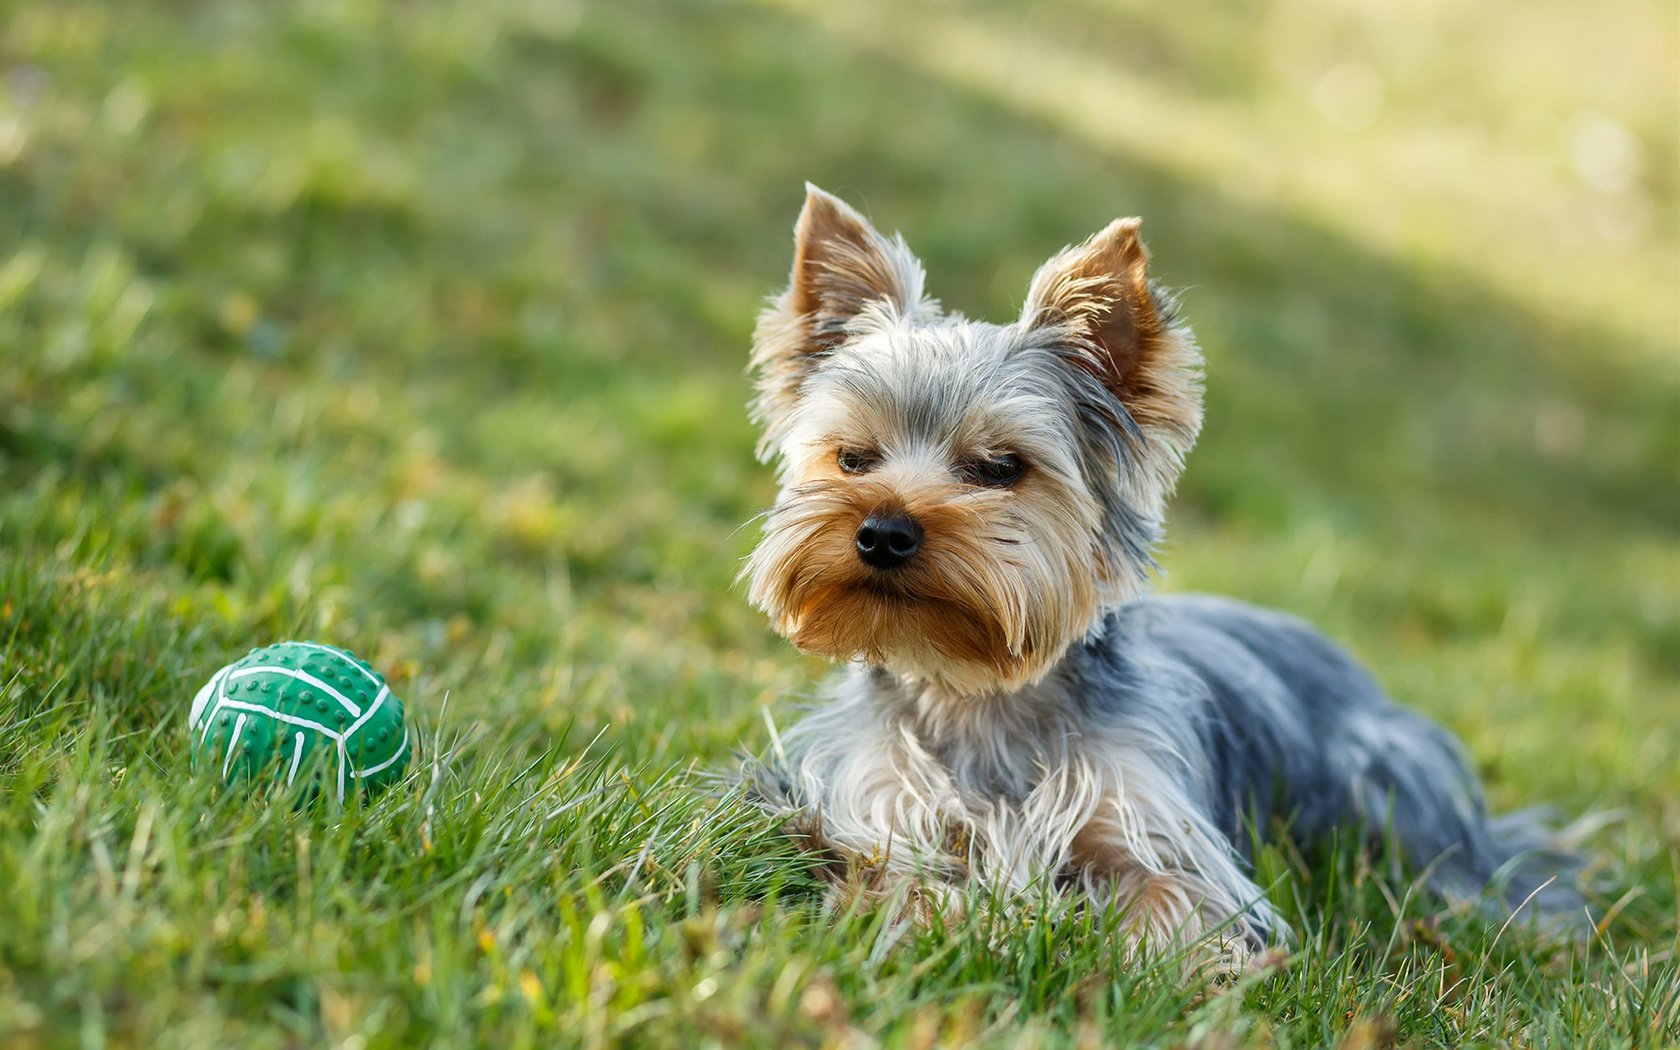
[189, 641, 411, 802]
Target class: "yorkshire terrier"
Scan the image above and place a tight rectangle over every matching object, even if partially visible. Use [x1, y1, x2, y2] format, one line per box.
[742, 184, 1582, 963]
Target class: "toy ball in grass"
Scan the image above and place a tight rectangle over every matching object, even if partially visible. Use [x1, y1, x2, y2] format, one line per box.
[189, 642, 411, 802]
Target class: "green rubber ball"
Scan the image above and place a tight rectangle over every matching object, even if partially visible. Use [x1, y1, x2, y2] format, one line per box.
[189, 641, 411, 802]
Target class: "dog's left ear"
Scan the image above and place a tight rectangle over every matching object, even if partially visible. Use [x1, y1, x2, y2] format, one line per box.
[1021, 219, 1202, 460]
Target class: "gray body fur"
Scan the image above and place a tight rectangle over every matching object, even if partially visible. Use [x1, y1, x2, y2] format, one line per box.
[1095, 594, 1573, 917]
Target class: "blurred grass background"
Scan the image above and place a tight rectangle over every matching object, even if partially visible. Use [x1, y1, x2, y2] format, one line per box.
[1, 0, 1676, 1045]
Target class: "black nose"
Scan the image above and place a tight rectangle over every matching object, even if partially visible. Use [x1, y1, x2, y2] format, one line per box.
[855, 511, 922, 569]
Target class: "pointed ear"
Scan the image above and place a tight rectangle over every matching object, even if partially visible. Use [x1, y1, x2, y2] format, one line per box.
[787, 184, 924, 338]
[1021, 218, 1201, 451]
[750, 185, 929, 454]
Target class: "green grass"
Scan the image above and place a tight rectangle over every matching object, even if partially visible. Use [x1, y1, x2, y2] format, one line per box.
[2, 0, 1677, 1045]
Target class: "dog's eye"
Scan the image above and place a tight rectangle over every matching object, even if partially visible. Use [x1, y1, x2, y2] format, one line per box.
[968, 454, 1024, 487]
[836, 448, 879, 474]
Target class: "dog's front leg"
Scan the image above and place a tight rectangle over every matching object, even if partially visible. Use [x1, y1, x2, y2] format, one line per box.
[756, 702, 976, 913]
[1068, 806, 1270, 976]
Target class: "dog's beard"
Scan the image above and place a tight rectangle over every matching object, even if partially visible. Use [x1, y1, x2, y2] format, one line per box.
[745, 478, 1102, 693]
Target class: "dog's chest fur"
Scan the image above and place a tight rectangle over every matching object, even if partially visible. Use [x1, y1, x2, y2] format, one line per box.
[877, 668, 1094, 803]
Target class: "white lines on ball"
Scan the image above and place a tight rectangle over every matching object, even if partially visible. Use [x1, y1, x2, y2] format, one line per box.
[344, 684, 389, 739]
[189, 665, 229, 730]
[226, 666, 362, 717]
[351, 728, 409, 780]
[291, 642, 383, 687]
[335, 739, 348, 804]
[222, 713, 248, 780]
[214, 697, 345, 741]
[286, 732, 306, 787]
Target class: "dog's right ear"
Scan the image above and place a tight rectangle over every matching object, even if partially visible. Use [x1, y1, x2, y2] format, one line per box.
[750, 185, 928, 456]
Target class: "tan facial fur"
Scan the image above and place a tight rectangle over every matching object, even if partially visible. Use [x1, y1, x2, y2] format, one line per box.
[746, 444, 1104, 693]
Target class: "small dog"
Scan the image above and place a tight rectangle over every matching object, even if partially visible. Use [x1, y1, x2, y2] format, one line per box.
[742, 184, 1580, 962]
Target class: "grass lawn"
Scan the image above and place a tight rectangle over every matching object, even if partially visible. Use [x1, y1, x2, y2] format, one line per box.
[2, 0, 1677, 1045]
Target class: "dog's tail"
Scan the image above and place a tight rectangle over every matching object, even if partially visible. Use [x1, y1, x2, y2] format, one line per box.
[1432, 806, 1596, 930]
[1359, 709, 1595, 934]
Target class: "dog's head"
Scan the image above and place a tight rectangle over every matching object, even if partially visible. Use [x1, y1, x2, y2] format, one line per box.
[744, 185, 1204, 695]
